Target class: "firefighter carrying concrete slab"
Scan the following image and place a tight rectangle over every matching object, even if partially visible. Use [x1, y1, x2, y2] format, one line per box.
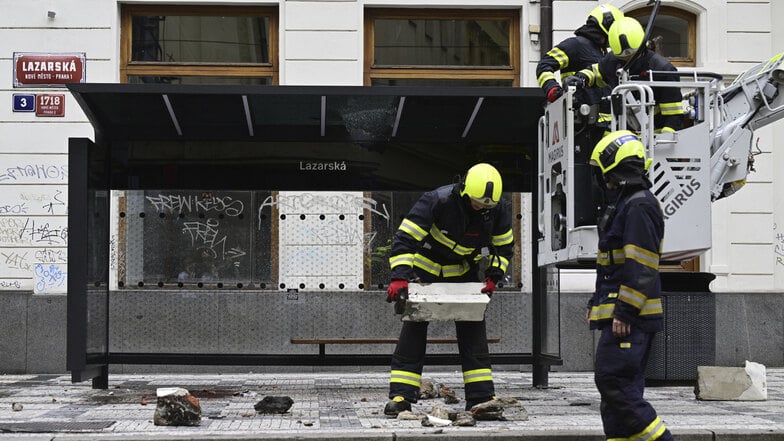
[383, 163, 514, 416]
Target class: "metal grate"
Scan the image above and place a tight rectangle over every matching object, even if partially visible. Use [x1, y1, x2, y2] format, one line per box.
[646, 292, 716, 381]
[0, 421, 115, 433]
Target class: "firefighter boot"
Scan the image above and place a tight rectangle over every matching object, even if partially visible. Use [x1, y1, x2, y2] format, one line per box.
[384, 396, 412, 416]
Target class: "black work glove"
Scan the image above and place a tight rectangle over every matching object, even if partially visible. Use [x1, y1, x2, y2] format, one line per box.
[563, 73, 588, 89]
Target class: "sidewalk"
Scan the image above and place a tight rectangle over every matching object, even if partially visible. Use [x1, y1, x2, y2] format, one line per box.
[1, 369, 783, 440]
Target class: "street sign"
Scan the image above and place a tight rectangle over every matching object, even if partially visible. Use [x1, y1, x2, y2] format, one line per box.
[13, 93, 36, 112]
[35, 94, 65, 117]
[13, 52, 86, 88]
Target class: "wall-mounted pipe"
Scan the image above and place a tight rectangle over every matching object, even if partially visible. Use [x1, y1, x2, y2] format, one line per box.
[540, 0, 553, 58]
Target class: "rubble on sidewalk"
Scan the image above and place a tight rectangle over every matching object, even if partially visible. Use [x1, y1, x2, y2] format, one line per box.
[153, 387, 202, 426]
[254, 396, 294, 413]
[695, 360, 767, 401]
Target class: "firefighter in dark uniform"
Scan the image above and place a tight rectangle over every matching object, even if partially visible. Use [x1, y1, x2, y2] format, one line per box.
[383, 163, 514, 416]
[588, 130, 674, 441]
[569, 16, 685, 133]
[537, 3, 623, 108]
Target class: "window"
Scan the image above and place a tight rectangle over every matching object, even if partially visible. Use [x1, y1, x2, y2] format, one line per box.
[120, 5, 278, 84]
[627, 6, 696, 67]
[364, 9, 521, 86]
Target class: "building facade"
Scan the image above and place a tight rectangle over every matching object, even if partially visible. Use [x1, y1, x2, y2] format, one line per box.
[1, 0, 783, 374]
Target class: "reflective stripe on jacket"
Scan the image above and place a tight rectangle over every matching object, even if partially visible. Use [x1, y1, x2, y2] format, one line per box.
[589, 189, 665, 332]
[579, 49, 684, 131]
[388, 184, 514, 281]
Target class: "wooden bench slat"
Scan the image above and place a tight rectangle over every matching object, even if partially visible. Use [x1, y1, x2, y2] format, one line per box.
[290, 338, 500, 345]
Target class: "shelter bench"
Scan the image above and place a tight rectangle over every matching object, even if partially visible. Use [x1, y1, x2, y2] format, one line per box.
[290, 337, 501, 358]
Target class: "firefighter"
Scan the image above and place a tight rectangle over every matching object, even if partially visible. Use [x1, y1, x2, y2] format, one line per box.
[567, 16, 685, 133]
[383, 163, 514, 416]
[537, 3, 624, 106]
[588, 130, 674, 441]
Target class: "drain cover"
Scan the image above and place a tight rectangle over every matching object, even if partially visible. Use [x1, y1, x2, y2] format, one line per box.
[0, 421, 115, 433]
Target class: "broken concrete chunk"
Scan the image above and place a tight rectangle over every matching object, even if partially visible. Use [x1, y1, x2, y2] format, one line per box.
[419, 380, 440, 399]
[254, 396, 294, 413]
[422, 414, 452, 427]
[153, 387, 201, 426]
[428, 403, 451, 420]
[402, 282, 489, 322]
[695, 360, 767, 401]
[453, 411, 477, 426]
[397, 410, 425, 420]
[470, 398, 505, 421]
[440, 384, 460, 404]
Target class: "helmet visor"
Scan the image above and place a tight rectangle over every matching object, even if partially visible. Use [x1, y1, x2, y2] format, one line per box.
[469, 196, 498, 209]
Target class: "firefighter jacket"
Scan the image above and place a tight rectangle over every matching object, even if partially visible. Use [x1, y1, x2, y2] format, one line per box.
[536, 23, 610, 111]
[388, 184, 514, 282]
[589, 187, 665, 333]
[579, 49, 685, 131]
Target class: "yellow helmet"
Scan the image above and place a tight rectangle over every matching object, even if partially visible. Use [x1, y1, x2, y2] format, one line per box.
[608, 17, 645, 60]
[588, 3, 624, 36]
[460, 163, 503, 208]
[590, 130, 652, 175]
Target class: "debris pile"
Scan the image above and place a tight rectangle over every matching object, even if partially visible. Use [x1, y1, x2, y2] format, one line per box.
[153, 387, 202, 426]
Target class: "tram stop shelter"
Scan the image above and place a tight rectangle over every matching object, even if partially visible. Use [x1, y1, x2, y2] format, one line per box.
[65, 83, 562, 389]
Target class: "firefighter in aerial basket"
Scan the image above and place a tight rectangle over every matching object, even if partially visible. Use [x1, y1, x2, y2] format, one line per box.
[588, 130, 675, 441]
[383, 163, 514, 416]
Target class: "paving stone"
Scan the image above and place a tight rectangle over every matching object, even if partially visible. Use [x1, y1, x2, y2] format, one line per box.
[0, 370, 782, 439]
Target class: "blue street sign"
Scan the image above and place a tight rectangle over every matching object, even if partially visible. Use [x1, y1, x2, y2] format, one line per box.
[13, 93, 36, 112]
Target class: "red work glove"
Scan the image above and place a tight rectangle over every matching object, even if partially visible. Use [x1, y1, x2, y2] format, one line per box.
[480, 277, 496, 297]
[387, 279, 408, 303]
[546, 85, 564, 103]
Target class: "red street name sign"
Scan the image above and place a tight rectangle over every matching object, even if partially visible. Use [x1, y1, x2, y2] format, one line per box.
[13, 52, 86, 88]
[36, 94, 66, 117]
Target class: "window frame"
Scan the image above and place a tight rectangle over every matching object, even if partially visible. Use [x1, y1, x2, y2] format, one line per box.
[120, 4, 279, 84]
[363, 8, 521, 86]
[627, 5, 696, 67]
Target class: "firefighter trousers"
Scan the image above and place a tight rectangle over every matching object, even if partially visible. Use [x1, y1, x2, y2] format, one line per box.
[594, 326, 674, 441]
[389, 319, 494, 404]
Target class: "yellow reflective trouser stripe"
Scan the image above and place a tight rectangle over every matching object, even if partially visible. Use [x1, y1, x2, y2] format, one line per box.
[547, 47, 568, 69]
[590, 298, 663, 320]
[596, 249, 625, 266]
[492, 228, 514, 246]
[598, 112, 612, 123]
[412, 254, 471, 278]
[390, 370, 422, 388]
[463, 368, 493, 384]
[619, 285, 647, 310]
[608, 416, 668, 441]
[658, 102, 684, 116]
[429, 225, 474, 256]
[487, 255, 509, 273]
[399, 219, 427, 241]
[389, 253, 414, 269]
[538, 71, 556, 88]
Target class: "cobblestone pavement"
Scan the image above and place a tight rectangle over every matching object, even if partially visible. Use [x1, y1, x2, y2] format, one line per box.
[1, 369, 783, 440]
